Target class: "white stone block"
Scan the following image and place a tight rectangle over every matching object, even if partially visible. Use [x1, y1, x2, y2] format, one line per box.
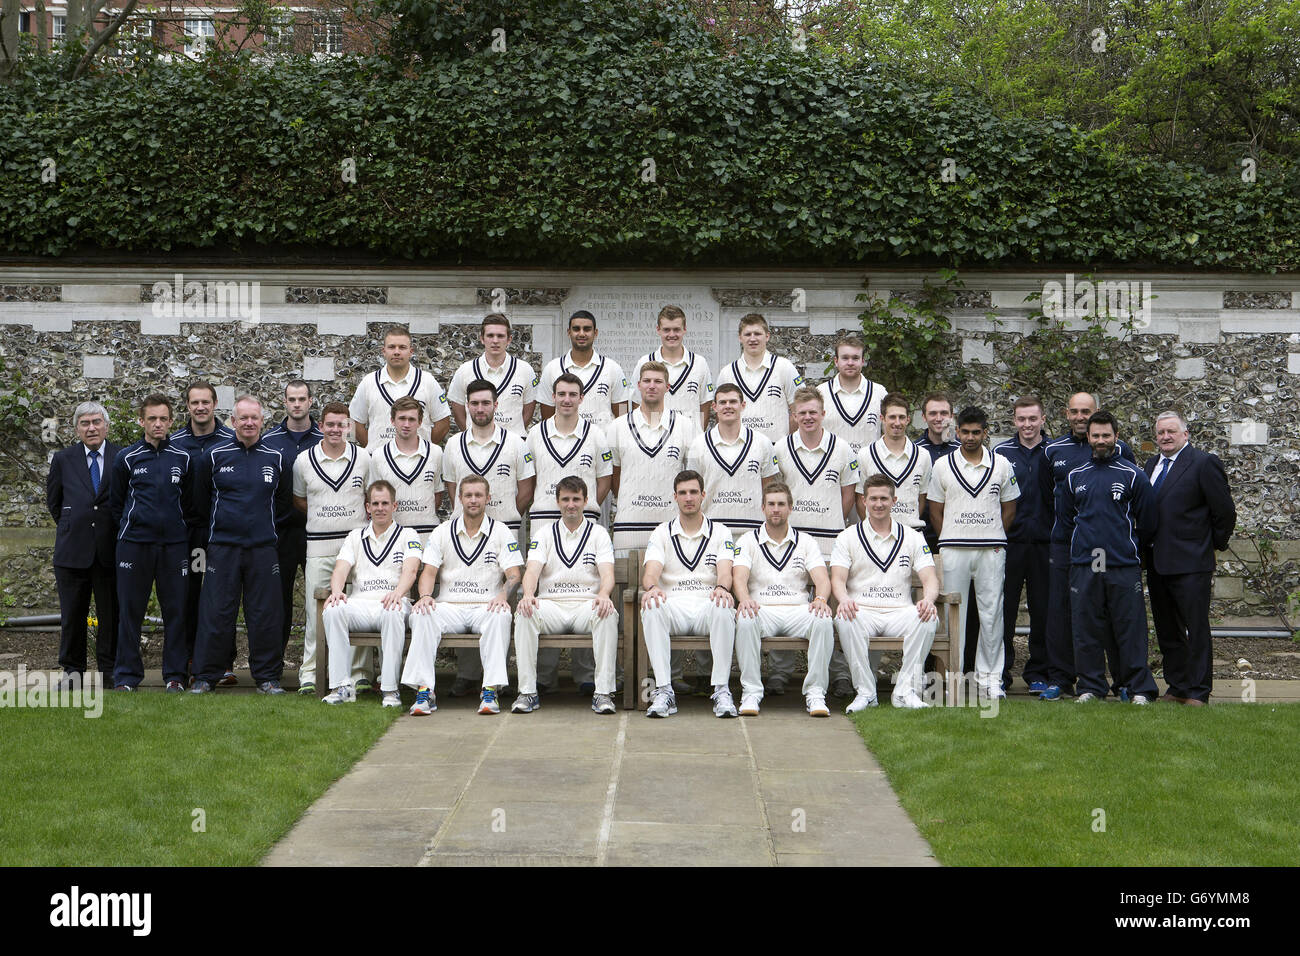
[1289, 353, 1300, 375]
[1173, 358, 1205, 380]
[303, 357, 334, 381]
[1230, 421, 1269, 446]
[140, 313, 181, 336]
[317, 315, 369, 336]
[961, 338, 995, 364]
[991, 289, 1038, 310]
[1178, 320, 1221, 344]
[216, 386, 236, 412]
[389, 287, 477, 307]
[82, 355, 114, 379]
[62, 284, 141, 304]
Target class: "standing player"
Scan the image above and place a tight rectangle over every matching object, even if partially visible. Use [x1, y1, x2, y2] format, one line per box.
[732, 483, 834, 718]
[630, 305, 713, 428]
[320, 480, 424, 708]
[537, 310, 630, 427]
[687, 383, 779, 539]
[817, 332, 886, 454]
[190, 396, 292, 695]
[927, 407, 1019, 699]
[639, 471, 737, 719]
[914, 392, 960, 549]
[713, 313, 802, 442]
[403, 476, 524, 716]
[1039, 392, 1136, 700]
[513, 478, 619, 715]
[262, 380, 323, 661]
[993, 395, 1053, 693]
[170, 381, 235, 685]
[832, 475, 941, 711]
[349, 326, 451, 451]
[110, 395, 193, 692]
[368, 396, 444, 544]
[771, 387, 858, 694]
[1057, 411, 1158, 704]
[856, 393, 931, 529]
[447, 313, 536, 436]
[292, 401, 369, 696]
[607, 362, 701, 553]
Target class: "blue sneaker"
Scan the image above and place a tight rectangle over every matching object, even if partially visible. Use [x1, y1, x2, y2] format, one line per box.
[409, 687, 436, 716]
[1118, 687, 1130, 703]
[1039, 684, 1061, 701]
[1028, 681, 1049, 694]
[478, 686, 500, 715]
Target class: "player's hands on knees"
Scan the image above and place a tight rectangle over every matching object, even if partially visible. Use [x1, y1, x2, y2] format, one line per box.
[711, 585, 734, 609]
[836, 598, 859, 620]
[325, 590, 347, 609]
[641, 586, 666, 610]
[413, 595, 436, 614]
[487, 593, 510, 613]
[380, 589, 404, 611]
[518, 595, 538, 618]
[738, 598, 761, 618]
[915, 599, 936, 623]
[809, 596, 831, 619]
[593, 595, 615, 618]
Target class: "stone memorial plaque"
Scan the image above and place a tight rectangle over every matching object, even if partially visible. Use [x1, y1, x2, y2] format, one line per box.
[561, 286, 722, 384]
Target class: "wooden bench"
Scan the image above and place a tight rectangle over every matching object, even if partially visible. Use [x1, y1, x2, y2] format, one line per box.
[312, 553, 640, 710]
[629, 551, 963, 708]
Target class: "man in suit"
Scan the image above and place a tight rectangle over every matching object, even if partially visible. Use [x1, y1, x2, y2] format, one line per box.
[1143, 412, 1236, 706]
[46, 401, 122, 690]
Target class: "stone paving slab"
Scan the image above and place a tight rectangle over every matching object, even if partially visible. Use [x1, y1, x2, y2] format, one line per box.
[263, 689, 939, 867]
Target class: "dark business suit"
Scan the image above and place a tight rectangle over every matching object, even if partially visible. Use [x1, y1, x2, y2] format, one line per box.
[1142, 444, 1236, 703]
[46, 440, 122, 680]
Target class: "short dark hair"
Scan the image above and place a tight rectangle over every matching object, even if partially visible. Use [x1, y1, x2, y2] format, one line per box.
[673, 469, 704, 493]
[366, 479, 397, 502]
[922, 391, 952, 414]
[835, 332, 866, 357]
[284, 379, 311, 397]
[553, 372, 584, 395]
[1087, 410, 1119, 433]
[482, 313, 511, 335]
[382, 326, 411, 343]
[465, 378, 498, 402]
[458, 475, 491, 495]
[555, 475, 588, 499]
[714, 382, 743, 401]
[956, 406, 988, 429]
[880, 392, 909, 416]
[139, 393, 174, 416]
[320, 401, 350, 421]
[1013, 394, 1044, 414]
[861, 473, 898, 495]
[763, 481, 793, 506]
[390, 396, 424, 420]
[185, 381, 218, 405]
[567, 310, 597, 329]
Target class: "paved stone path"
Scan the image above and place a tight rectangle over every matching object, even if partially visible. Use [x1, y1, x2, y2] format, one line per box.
[261, 690, 939, 867]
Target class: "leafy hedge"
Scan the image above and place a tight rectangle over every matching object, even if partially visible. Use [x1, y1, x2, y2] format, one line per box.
[0, 0, 1295, 269]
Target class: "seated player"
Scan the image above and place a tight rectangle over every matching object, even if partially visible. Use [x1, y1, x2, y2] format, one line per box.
[320, 481, 423, 707]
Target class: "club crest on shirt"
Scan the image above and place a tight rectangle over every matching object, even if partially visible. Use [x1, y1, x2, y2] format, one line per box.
[262, 466, 276, 483]
[596, 383, 610, 396]
[899, 554, 912, 568]
[667, 446, 682, 460]
[171, 466, 183, 483]
[746, 460, 761, 475]
[824, 469, 840, 484]
[580, 454, 593, 468]
[765, 386, 784, 399]
[496, 464, 512, 477]
[510, 384, 525, 398]
[684, 382, 698, 395]
[581, 553, 596, 566]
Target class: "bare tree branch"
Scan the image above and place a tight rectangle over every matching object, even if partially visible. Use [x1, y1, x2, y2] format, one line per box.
[71, 0, 140, 78]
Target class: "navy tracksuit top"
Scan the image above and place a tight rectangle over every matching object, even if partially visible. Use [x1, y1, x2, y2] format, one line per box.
[1041, 431, 1135, 543]
[110, 437, 194, 545]
[201, 438, 290, 548]
[1057, 451, 1156, 568]
[261, 418, 323, 530]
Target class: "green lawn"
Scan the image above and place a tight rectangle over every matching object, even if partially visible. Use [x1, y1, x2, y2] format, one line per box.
[853, 699, 1300, 866]
[0, 693, 399, 865]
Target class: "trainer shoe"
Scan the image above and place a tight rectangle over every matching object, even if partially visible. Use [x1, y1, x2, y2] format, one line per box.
[257, 681, 286, 695]
[354, 678, 374, 695]
[578, 681, 596, 696]
[806, 694, 831, 717]
[830, 678, 855, 699]
[1039, 684, 1062, 701]
[1027, 680, 1049, 694]
[983, 683, 1007, 700]
[478, 687, 500, 715]
[189, 680, 213, 695]
[218, 671, 238, 687]
[1131, 694, 1151, 705]
[1076, 692, 1099, 703]
[297, 682, 315, 696]
[409, 687, 436, 715]
[322, 684, 357, 705]
[645, 685, 677, 718]
[739, 693, 761, 716]
[165, 681, 185, 693]
[1118, 686, 1130, 703]
[115, 684, 136, 692]
[381, 691, 401, 708]
[765, 677, 788, 696]
[845, 693, 878, 714]
[592, 693, 617, 715]
[711, 686, 738, 718]
[891, 690, 928, 710]
[449, 677, 475, 698]
[511, 693, 540, 714]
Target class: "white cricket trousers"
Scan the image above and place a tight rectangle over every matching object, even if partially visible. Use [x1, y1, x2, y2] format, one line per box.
[640, 597, 735, 690]
[322, 597, 410, 693]
[515, 599, 619, 696]
[403, 602, 512, 691]
[305, 556, 369, 684]
[836, 605, 936, 699]
[736, 605, 834, 698]
[941, 546, 1006, 685]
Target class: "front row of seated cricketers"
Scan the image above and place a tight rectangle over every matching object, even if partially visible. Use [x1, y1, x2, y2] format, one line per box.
[321, 469, 938, 718]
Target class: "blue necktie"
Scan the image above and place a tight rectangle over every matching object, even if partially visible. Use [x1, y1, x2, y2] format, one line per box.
[1151, 456, 1171, 494]
[88, 450, 100, 494]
